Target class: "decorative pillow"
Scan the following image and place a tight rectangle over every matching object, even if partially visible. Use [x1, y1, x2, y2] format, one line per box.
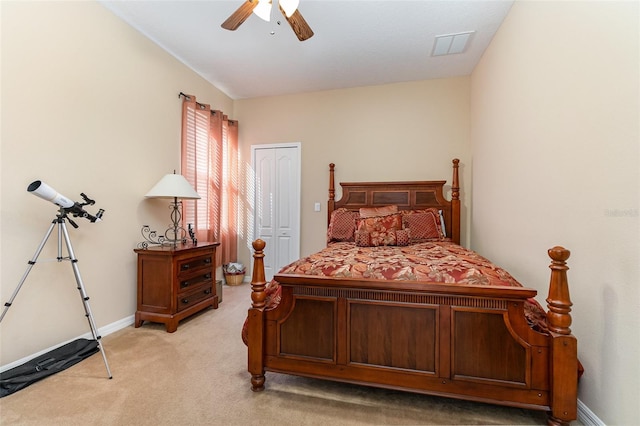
[359, 205, 398, 218]
[355, 230, 373, 247]
[354, 229, 392, 247]
[396, 229, 410, 246]
[357, 212, 402, 233]
[327, 208, 359, 243]
[402, 209, 445, 241]
[355, 227, 410, 247]
[356, 213, 402, 246]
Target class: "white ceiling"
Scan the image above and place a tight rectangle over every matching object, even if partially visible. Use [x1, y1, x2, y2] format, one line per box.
[99, 0, 514, 100]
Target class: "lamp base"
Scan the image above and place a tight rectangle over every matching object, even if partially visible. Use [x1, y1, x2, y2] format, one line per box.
[137, 198, 193, 249]
[137, 225, 188, 249]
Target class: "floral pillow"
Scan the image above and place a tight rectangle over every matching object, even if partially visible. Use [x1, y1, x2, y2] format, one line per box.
[327, 208, 359, 243]
[402, 209, 445, 241]
[356, 213, 402, 246]
[355, 229, 410, 247]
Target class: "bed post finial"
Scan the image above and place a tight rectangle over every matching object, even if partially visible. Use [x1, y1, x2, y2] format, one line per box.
[251, 239, 267, 309]
[546, 246, 572, 335]
[329, 163, 335, 201]
[452, 159, 460, 201]
[451, 159, 461, 245]
[328, 163, 336, 226]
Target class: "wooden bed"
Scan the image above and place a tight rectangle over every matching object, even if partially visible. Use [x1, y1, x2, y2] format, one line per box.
[246, 159, 578, 425]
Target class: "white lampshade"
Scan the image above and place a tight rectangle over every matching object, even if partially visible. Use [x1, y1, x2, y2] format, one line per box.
[145, 173, 200, 199]
[280, 0, 299, 17]
[253, 0, 272, 21]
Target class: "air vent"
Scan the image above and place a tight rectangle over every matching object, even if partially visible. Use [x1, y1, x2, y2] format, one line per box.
[432, 31, 475, 56]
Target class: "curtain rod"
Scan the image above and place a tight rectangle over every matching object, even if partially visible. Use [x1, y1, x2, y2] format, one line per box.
[179, 91, 207, 109]
[179, 92, 236, 124]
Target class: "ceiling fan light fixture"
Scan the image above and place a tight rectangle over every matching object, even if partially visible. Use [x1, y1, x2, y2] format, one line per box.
[279, 0, 299, 18]
[222, 0, 312, 41]
[253, 0, 272, 21]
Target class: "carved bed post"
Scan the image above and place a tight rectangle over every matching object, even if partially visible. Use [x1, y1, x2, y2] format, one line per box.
[546, 247, 573, 335]
[451, 159, 461, 245]
[248, 239, 267, 391]
[328, 163, 336, 227]
[546, 246, 578, 426]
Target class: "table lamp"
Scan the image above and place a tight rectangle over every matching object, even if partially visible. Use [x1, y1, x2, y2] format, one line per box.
[138, 172, 200, 248]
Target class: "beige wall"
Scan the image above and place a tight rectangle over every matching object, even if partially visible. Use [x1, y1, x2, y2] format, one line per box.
[3, 1, 638, 424]
[471, 1, 639, 424]
[0, 1, 232, 365]
[233, 78, 471, 268]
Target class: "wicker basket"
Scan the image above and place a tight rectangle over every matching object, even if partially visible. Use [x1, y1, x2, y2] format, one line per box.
[224, 272, 245, 286]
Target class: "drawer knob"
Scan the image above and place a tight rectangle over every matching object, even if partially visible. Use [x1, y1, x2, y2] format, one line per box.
[181, 264, 190, 270]
[204, 273, 211, 279]
[181, 281, 190, 288]
[204, 258, 212, 264]
[204, 289, 211, 294]
[182, 298, 189, 304]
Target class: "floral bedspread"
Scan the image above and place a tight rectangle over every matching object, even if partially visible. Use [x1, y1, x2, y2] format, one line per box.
[242, 242, 549, 345]
[280, 241, 524, 285]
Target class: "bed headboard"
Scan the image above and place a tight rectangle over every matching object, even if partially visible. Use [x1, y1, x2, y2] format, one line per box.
[327, 159, 460, 245]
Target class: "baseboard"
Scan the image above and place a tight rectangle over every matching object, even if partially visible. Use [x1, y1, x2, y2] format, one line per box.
[577, 399, 605, 426]
[0, 314, 135, 373]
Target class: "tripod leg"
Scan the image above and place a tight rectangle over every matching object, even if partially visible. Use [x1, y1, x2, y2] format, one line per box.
[0, 221, 57, 323]
[60, 221, 113, 379]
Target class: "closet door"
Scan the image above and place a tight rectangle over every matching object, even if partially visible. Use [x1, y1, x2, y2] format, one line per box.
[253, 144, 300, 281]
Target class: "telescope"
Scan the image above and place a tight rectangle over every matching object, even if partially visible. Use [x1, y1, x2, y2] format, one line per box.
[0, 181, 113, 379]
[27, 180, 104, 226]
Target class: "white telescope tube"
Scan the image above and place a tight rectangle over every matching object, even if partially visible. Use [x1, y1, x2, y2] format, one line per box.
[27, 181, 74, 208]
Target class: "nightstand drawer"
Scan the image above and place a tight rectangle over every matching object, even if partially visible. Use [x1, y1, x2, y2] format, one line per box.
[177, 284, 213, 311]
[179, 271, 213, 292]
[178, 255, 213, 275]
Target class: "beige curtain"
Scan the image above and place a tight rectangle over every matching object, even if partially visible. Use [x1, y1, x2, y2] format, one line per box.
[180, 94, 238, 265]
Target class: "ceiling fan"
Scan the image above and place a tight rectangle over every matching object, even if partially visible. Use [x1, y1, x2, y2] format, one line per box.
[221, 0, 314, 41]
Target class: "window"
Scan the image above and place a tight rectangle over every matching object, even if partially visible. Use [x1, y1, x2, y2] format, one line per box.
[180, 94, 238, 265]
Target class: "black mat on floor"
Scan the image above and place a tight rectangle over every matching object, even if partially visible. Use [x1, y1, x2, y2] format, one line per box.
[0, 338, 99, 398]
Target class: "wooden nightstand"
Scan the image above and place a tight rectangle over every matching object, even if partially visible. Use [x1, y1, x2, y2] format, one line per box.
[134, 242, 220, 332]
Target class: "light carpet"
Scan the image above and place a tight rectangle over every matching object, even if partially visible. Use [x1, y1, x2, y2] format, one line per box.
[0, 283, 551, 425]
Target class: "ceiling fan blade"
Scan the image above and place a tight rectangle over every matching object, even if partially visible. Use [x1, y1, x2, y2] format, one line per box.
[221, 0, 259, 31]
[279, 5, 314, 41]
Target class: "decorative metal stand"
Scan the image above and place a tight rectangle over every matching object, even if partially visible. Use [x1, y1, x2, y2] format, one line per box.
[0, 209, 113, 379]
[137, 197, 193, 249]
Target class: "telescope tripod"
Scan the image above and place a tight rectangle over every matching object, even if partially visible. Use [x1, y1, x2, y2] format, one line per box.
[0, 211, 112, 379]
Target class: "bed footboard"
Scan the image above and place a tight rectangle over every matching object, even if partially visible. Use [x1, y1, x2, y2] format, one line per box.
[247, 241, 578, 425]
